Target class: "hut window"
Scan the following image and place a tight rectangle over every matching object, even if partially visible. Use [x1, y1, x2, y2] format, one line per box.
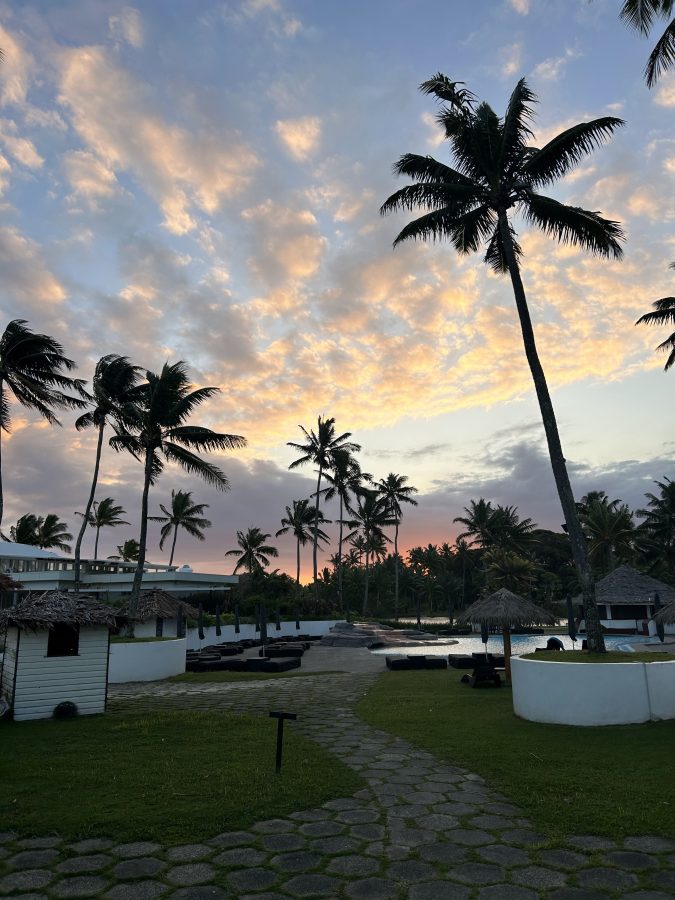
[47, 624, 80, 657]
[156, 617, 164, 637]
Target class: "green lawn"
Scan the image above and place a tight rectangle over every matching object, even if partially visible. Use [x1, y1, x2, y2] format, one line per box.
[0, 711, 364, 843]
[357, 671, 675, 841]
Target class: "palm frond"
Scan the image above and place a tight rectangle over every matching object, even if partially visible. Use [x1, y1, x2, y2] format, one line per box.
[523, 193, 625, 258]
[484, 224, 522, 273]
[620, 1, 670, 35]
[162, 442, 230, 490]
[645, 15, 675, 84]
[499, 78, 536, 172]
[164, 425, 246, 451]
[524, 118, 625, 188]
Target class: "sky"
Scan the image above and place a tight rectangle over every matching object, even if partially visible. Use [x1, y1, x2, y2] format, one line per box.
[0, 0, 674, 579]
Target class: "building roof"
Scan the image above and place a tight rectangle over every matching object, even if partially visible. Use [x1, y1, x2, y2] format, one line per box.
[456, 588, 557, 629]
[0, 541, 65, 560]
[582, 565, 675, 606]
[653, 601, 675, 625]
[0, 590, 117, 630]
[118, 589, 199, 622]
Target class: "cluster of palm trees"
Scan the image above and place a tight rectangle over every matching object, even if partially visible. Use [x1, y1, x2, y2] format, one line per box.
[0, 320, 246, 615]
[225, 416, 418, 618]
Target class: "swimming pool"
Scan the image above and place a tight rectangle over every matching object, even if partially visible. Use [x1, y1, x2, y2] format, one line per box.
[369, 633, 642, 656]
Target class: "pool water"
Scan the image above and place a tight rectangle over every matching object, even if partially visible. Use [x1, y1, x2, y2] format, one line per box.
[370, 633, 642, 656]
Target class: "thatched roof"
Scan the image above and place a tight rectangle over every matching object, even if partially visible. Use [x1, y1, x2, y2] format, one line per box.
[118, 589, 199, 622]
[653, 601, 675, 625]
[0, 590, 117, 630]
[575, 565, 675, 607]
[457, 588, 557, 629]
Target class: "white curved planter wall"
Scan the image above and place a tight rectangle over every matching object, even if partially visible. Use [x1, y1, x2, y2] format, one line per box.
[108, 638, 186, 683]
[511, 657, 675, 726]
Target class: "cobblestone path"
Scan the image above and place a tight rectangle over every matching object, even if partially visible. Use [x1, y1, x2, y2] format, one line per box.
[1, 672, 674, 899]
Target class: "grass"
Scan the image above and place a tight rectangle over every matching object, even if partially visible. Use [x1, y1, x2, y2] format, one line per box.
[357, 670, 675, 841]
[171, 670, 341, 683]
[523, 650, 675, 663]
[0, 710, 364, 843]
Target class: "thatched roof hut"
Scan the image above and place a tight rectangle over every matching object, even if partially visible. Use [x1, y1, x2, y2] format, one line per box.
[118, 589, 199, 623]
[457, 589, 556, 682]
[575, 565, 675, 608]
[0, 590, 117, 631]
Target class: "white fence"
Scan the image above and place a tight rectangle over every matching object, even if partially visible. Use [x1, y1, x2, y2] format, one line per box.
[185, 619, 342, 651]
[108, 638, 186, 683]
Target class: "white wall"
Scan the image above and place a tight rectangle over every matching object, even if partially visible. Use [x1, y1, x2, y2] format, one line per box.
[12, 627, 109, 722]
[0, 626, 18, 704]
[511, 657, 675, 726]
[185, 619, 342, 651]
[108, 638, 186, 683]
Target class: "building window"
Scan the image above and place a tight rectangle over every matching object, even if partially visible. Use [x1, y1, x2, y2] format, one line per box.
[47, 624, 80, 657]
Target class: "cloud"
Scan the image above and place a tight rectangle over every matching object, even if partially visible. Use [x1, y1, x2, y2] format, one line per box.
[241, 200, 327, 284]
[62, 150, 120, 205]
[0, 118, 43, 168]
[500, 42, 523, 79]
[108, 6, 144, 49]
[0, 226, 67, 317]
[533, 47, 580, 81]
[57, 46, 259, 234]
[275, 117, 321, 161]
[0, 25, 35, 108]
[654, 74, 675, 107]
[508, 0, 530, 14]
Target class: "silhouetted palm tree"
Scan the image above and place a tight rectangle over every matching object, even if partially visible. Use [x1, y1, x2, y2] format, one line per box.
[636, 264, 675, 369]
[226, 527, 279, 574]
[75, 497, 129, 559]
[580, 497, 635, 573]
[276, 499, 330, 584]
[637, 477, 675, 577]
[288, 417, 360, 601]
[111, 361, 246, 617]
[617, 0, 675, 86]
[374, 473, 418, 618]
[0, 320, 87, 527]
[381, 76, 624, 651]
[323, 449, 368, 613]
[149, 489, 211, 566]
[10, 513, 73, 553]
[346, 490, 395, 615]
[108, 538, 140, 562]
[73, 355, 141, 588]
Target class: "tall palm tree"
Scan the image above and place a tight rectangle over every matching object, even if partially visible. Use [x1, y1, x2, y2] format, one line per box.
[637, 477, 675, 577]
[75, 497, 129, 560]
[636, 263, 675, 369]
[111, 361, 246, 617]
[374, 472, 418, 618]
[381, 76, 625, 651]
[287, 417, 360, 601]
[617, 0, 675, 86]
[323, 449, 368, 614]
[0, 320, 87, 527]
[454, 499, 499, 549]
[108, 538, 140, 561]
[9, 513, 73, 553]
[225, 527, 278, 574]
[73, 355, 141, 589]
[276, 499, 330, 584]
[346, 490, 395, 616]
[149, 489, 211, 567]
[484, 548, 540, 594]
[580, 497, 635, 574]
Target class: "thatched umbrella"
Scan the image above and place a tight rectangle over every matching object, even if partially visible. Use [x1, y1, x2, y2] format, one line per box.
[457, 588, 557, 682]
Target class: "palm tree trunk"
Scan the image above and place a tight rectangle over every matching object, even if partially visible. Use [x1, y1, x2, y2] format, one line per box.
[0, 407, 4, 529]
[338, 494, 345, 618]
[362, 534, 370, 616]
[169, 524, 178, 567]
[313, 467, 322, 604]
[129, 448, 153, 620]
[296, 536, 301, 584]
[94, 525, 101, 560]
[394, 520, 400, 620]
[74, 422, 105, 592]
[498, 212, 605, 652]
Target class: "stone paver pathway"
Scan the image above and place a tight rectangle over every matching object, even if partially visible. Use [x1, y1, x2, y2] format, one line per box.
[2, 668, 674, 898]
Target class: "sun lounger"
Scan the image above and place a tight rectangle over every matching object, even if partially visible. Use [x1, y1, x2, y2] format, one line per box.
[386, 655, 447, 670]
[245, 657, 301, 672]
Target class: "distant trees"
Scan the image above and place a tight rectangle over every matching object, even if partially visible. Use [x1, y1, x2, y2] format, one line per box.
[75, 497, 129, 560]
[276, 499, 330, 585]
[226, 527, 279, 574]
[8, 513, 73, 553]
[150, 489, 211, 567]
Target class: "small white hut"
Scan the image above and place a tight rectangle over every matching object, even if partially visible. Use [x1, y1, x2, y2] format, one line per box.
[118, 589, 199, 638]
[0, 591, 116, 721]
